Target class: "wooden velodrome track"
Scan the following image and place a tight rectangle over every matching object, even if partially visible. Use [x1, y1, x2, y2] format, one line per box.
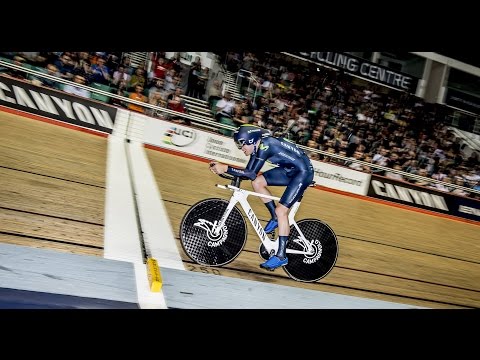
[1, 108, 479, 309]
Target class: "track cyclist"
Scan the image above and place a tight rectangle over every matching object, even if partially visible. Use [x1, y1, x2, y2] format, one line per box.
[209, 124, 314, 271]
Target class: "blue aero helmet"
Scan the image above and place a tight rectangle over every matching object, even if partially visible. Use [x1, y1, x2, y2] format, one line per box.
[233, 125, 268, 149]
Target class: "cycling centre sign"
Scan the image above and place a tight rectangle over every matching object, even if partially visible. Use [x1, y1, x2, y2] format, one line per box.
[295, 52, 418, 93]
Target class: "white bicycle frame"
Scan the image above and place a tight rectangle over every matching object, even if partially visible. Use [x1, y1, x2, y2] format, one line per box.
[212, 184, 316, 257]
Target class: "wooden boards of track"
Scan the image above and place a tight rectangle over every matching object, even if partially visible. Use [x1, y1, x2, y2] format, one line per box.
[0, 111, 107, 256]
[146, 147, 480, 309]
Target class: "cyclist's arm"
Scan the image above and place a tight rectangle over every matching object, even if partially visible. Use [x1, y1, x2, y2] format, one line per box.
[226, 153, 267, 180]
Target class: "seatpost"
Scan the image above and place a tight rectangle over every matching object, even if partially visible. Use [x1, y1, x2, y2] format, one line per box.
[232, 176, 241, 188]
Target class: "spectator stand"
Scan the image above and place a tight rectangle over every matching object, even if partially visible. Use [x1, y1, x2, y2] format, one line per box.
[2, 55, 479, 200]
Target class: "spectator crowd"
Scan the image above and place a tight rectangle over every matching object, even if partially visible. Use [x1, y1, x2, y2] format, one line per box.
[1, 51, 479, 199]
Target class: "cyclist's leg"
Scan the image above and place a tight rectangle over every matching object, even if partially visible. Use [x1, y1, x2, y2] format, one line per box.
[252, 167, 288, 202]
[251, 174, 272, 203]
[259, 169, 294, 269]
[279, 169, 314, 209]
[258, 168, 290, 232]
[261, 168, 315, 270]
[276, 170, 314, 256]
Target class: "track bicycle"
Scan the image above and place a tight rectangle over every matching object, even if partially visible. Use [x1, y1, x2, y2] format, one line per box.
[179, 173, 338, 282]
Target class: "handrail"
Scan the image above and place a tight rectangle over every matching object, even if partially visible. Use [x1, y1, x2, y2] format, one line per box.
[0, 60, 231, 131]
[296, 143, 480, 195]
[228, 68, 260, 102]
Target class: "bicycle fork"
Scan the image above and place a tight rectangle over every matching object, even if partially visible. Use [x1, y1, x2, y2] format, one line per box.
[212, 194, 240, 236]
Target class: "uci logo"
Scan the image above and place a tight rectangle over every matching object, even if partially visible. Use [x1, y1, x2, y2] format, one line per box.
[163, 127, 197, 147]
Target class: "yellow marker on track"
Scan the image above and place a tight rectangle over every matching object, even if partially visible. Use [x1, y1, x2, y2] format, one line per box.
[146, 258, 162, 292]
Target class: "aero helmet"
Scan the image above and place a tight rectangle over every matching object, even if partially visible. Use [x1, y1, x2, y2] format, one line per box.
[233, 125, 268, 149]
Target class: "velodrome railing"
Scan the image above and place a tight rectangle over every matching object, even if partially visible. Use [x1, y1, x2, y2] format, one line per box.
[1, 59, 478, 198]
[235, 69, 260, 100]
[0, 60, 229, 133]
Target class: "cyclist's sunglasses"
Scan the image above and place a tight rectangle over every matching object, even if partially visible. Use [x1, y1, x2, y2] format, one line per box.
[235, 139, 246, 149]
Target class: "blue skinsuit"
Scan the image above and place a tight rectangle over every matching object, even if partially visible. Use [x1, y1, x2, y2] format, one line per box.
[226, 136, 314, 208]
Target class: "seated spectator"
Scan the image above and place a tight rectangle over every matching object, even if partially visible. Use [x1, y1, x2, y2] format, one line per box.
[412, 168, 431, 187]
[463, 168, 480, 188]
[151, 56, 167, 80]
[111, 65, 131, 87]
[372, 147, 390, 175]
[385, 164, 405, 181]
[323, 147, 337, 163]
[89, 57, 111, 85]
[167, 87, 189, 125]
[128, 85, 147, 113]
[429, 176, 453, 192]
[128, 67, 147, 92]
[308, 152, 320, 161]
[215, 93, 235, 121]
[146, 91, 166, 117]
[163, 69, 177, 92]
[63, 75, 91, 99]
[167, 87, 186, 112]
[346, 151, 365, 171]
[5, 55, 28, 79]
[54, 53, 75, 81]
[28, 62, 58, 88]
[119, 55, 135, 75]
[465, 152, 479, 168]
[362, 154, 374, 173]
[111, 80, 129, 108]
[232, 106, 251, 126]
[450, 178, 470, 197]
[147, 78, 166, 98]
[74, 51, 92, 79]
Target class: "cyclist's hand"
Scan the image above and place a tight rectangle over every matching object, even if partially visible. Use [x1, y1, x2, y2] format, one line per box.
[209, 161, 228, 175]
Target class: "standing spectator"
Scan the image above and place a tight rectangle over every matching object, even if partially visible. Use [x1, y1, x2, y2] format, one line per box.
[186, 56, 202, 98]
[207, 79, 222, 110]
[195, 67, 209, 100]
[167, 53, 183, 74]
